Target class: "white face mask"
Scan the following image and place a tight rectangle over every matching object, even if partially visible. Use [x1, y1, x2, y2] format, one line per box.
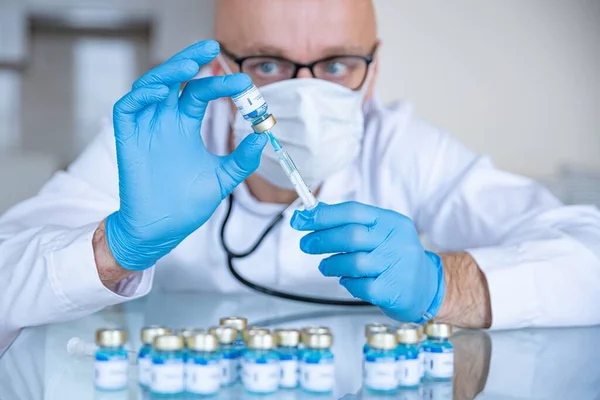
[232, 78, 369, 190]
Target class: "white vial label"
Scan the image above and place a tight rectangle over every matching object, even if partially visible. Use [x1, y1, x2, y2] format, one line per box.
[419, 347, 425, 378]
[300, 361, 335, 392]
[424, 350, 454, 379]
[185, 362, 221, 395]
[138, 356, 152, 386]
[95, 359, 128, 390]
[364, 358, 397, 391]
[279, 359, 299, 388]
[221, 357, 239, 385]
[397, 358, 421, 387]
[242, 362, 280, 393]
[151, 362, 185, 394]
[232, 85, 266, 117]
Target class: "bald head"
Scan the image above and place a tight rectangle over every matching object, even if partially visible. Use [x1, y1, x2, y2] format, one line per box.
[214, 0, 377, 63]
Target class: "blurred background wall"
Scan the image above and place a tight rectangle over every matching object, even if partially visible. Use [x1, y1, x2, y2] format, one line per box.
[0, 0, 599, 213]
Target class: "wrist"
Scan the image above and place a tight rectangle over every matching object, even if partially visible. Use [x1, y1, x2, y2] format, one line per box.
[93, 219, 135, 291]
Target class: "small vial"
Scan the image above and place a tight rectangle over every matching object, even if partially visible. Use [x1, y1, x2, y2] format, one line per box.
[395, 324, 421, 388]
[423, 323, 454, 380]
[185, 330, 221, 396]
[274, 329, 301, 389]
[363, 331, 398, 392]
[299, 326, 331, 361]
[175, 327, 200, 362]
[219, 316, 248, 348]
[150, 334, 185, 396]
[363, 324, 391, 354]
[300, 330, 335, 393]
[242, 331, 280, 394]
[94, 328, 128, 391]
[138, 326, 171, 388]
[242, 326, 270, 345]
[231, 84, 277, 133]
[417, 324, 426, 380]
[209, 326, 241, 386]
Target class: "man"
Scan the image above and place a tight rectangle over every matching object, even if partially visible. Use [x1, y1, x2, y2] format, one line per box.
[1, 0, 600, 350]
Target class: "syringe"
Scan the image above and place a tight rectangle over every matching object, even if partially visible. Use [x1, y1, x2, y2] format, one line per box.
[265, 131, 318, 210]
[229, 82, 318, 210]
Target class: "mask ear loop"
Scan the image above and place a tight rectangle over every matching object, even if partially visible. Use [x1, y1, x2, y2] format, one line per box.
[358, 59, 376, 101]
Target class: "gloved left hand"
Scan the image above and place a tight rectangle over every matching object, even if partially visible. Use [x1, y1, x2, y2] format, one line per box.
[290, 201, 445, 322]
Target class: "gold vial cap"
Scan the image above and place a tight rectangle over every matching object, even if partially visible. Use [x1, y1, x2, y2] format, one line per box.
[246, 331, 275, 350]
[209, 326, 238, 345]
[367, 331, 398, 350]
[252, 115, 277, 133]
[141, 326, 171, 345]
[219, 317, 248, 331]
[300, 326, 330, 344]
[174, 328, 199, 339]
[364, 323, 391, 337]
[274, 329, 301, 347]
[96, 328, 127, 347]
[425, 322, 453, 339]
[396, 324, 421, 344]
[242, 327, 270, 343]
[303, 332, 333, 349]
[153, 334, 184, 351]
[187, 331, 219, 352]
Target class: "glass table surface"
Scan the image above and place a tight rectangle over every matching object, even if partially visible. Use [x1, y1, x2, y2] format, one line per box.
[1, 292, 599, 400]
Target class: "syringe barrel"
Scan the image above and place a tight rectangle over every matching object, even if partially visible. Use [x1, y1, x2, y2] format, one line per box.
[276, 150, 318, 210]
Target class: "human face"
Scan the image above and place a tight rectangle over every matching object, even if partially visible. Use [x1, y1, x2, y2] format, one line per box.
[213, 0, 378, 95]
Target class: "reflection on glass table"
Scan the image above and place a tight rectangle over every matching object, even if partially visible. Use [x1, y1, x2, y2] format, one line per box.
[1, 292, 600, 399]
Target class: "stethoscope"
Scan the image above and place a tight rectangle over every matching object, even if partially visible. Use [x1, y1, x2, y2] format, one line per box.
[219, 193, 372, 306]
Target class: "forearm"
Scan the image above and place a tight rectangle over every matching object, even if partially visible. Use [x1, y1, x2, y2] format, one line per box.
[93, 220, 134, 292]
[435, 252, 492, 329]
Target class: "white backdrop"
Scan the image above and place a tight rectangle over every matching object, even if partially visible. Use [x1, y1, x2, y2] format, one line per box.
[374, 0, 600, 178]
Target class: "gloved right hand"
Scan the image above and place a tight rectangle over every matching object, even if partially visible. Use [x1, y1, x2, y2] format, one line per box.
[105, 40, 267, 271]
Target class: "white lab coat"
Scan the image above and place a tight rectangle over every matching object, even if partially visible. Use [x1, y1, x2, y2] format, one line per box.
[2, 97, 600, 352]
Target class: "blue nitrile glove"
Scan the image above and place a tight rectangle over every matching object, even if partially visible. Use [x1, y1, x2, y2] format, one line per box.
[290, 202, 445, 322]
[105, 40, 267, 271]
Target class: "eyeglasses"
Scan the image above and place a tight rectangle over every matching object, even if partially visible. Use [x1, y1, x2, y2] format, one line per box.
[220, 44, 378, 90]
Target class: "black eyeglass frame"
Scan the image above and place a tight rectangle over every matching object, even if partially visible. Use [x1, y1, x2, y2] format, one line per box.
[220, 43, 378, 90]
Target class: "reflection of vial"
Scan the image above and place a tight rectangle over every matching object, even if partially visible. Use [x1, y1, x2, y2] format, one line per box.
[422, 379, 453, 400]
[94, 329, 128, 391]
[209, 326, 241, 386]
[231, 84, 277, 133]
[274, 329, 301, 389]
[138, 326, 170, 388]
[423, 323, 454, 380]
[185, 331, 221, 396]
[150, 335, 185, 396]
[363, 331, 398, 393]
[395, 324, 421, 388]
[300, 330, 335, 393]
[242, 331, 280, 394]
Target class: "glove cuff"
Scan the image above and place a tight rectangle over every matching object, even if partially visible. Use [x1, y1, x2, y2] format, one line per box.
[105, 212, 156, 271]
[417, 251, 446, 323]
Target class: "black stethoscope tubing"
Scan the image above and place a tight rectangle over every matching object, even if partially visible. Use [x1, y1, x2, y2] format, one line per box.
[219, 193, 372, 306]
